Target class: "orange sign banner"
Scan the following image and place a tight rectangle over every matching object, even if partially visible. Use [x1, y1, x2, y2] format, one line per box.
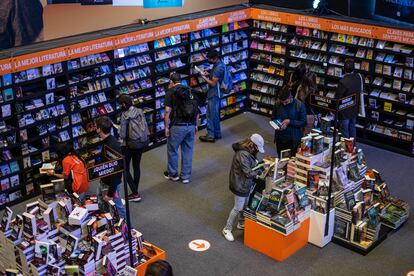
[327, 20, 374, 38]
[250, 8, 290, 24]
[0, 59, 13, 75]
[113, 29, 156, 49]
[374, 26, 414, 45]
[67, 37, 115, 59]
[12, 47, 68, 72]
[287, 14, 325, 30]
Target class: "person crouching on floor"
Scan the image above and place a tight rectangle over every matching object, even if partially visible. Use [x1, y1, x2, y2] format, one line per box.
[222, 134, 265, 242]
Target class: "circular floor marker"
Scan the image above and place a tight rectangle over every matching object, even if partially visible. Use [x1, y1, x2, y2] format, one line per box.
[188, 239, 211, 252]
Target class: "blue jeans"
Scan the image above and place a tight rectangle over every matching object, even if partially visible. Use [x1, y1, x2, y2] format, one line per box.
[207, 96, 221, 138]
[338, 117, 356, 139]
[167, 125, 196, 180]
[98, 182, 126, 219]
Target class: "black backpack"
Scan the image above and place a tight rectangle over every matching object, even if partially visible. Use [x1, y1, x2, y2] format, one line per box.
[175, 86, 198, 121]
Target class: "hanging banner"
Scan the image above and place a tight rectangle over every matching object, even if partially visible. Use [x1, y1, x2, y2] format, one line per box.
[143, 0, 183, 8]
[250, 8, 290, 23]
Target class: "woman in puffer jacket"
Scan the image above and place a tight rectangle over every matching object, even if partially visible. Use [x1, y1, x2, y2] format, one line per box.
[222, 133, 265, 242]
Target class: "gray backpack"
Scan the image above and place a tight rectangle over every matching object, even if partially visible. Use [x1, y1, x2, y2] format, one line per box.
[126, 108, 150, 149]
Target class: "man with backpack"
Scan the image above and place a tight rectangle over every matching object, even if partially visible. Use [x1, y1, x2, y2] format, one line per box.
[164, 73, 199, 184]
[198, 49, 227, 143]
[119, 94, 150, 202]
[272, 86, 307, 156]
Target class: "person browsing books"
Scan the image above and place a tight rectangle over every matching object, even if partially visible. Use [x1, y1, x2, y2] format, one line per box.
[336, 58, 362, 139]
[222, 134, 265, 242]
[95, 116, 126, 218]
[287, 63, 307, 98]
[163, 73, 200, 184]
[272, 86, 307, 156]
[118, 94, 149, 202]
[47, 143, 89, 201]
[296, 71, 319, 133]
[198, 49, 226, 143]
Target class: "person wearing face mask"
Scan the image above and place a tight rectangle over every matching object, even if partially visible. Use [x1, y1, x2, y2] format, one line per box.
[198, 49, 226, 143]
[222, 134, 265, 242]
[118, 94, 149, 202]
[272, 86, 307, 156]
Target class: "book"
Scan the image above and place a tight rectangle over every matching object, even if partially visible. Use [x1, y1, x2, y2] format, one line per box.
[269, 119, 282, 130]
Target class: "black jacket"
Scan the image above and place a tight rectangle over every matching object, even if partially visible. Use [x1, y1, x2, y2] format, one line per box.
[229, 142, 258, 197]
[336, 73, 363, 120]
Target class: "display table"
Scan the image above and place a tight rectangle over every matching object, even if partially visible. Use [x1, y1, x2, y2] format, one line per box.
[244, 218, 310, 262]
[135, 244, 166, 276]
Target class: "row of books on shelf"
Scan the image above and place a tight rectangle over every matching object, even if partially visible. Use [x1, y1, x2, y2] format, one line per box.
[115, 54, 152, 72]
[67, 67, 111, 86]
[374, 64, 413, 80]
[251, 83, 277, 96]
[289, 50, 328, 64]
[155, 46, 186, 62]
[222, 21, 249, 33]
[220, 101, 245, 118]
[251, 30, 286, 44]
[289, 38, 327, 51]
[369, 91, 414, 106]
[250, 52, 285, 66]
[222, 50, 248, 65]
[190, 28, 219, 40]
[252, 20, 288, 33]
[331, 33, 375, 48]
[116, 78, 154, 95]
[114, 43, 150, 59]
[249, 94, 275, 106]
[154, 34, 183, 49]
[367, 123, 412, 141]
[250, 41, 286, 54]
[222, 30, 248, 44]
[155, 59, 186, 74]
[370, 112, 414, 131]
[372, 77, 413, 90]
[250, 72, 284, 87]
[114, 66, 151, 85]
[222, 41, 248, 55]
[190, 38, 219, 52]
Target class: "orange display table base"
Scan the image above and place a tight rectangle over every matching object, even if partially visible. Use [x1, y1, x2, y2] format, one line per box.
[244, 218, 310, 262]
[135, 243, 166, 276]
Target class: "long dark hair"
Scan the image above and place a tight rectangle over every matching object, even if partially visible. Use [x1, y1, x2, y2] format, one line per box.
[297, 71, 317, 102]
[55, 143, 85, 166]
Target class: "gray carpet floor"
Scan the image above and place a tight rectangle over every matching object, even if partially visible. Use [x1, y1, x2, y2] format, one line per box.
[10, 112, 414, 275]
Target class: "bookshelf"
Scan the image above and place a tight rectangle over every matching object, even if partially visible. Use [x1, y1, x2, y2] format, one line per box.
[249, 18, 414, 157]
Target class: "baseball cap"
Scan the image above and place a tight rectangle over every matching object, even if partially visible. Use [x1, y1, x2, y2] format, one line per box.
[250, 133, 265, 153]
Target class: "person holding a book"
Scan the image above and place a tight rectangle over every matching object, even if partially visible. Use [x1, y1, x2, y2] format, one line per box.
[222, 134, 265, 242]
[198, 49, 226, 143]
[336, 58, 362, 139]
[95, 116, 126, 218]
[163, 73, 200, 184]
[272, 86, 307, 156]
[47, 143, 89, 201]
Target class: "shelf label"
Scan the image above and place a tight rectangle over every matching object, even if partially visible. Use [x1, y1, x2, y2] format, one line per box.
[0, 59, 13, 75]
[12, 48, 67, 72]
[374, 26, 414, 45]
[67, 38, 114, 59]
[113, 30, 155, 48]
[227, 10, 249, 23]
[328, 21, 374, 38]
[153, 21, 192, 40]
[384, 102, 392, 112]
[250, 8, 290, 23]
[338, 94, 356, 111]
[310, 94, 337, 112]
[289, 14, 322, 30]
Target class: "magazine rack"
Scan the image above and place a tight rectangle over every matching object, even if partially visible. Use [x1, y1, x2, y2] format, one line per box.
[244, 218, 310, 262]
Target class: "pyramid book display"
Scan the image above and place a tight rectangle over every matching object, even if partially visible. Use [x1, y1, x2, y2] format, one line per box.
[248, 120, 409, 253]
[0, 187, 162, 275]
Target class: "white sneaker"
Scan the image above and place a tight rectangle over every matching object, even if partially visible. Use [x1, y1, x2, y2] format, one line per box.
[236, 222, 244, 230]
[222, 229, 234, 242]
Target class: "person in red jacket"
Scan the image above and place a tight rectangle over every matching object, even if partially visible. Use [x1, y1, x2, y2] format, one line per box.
[48, 143, 89, 200]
